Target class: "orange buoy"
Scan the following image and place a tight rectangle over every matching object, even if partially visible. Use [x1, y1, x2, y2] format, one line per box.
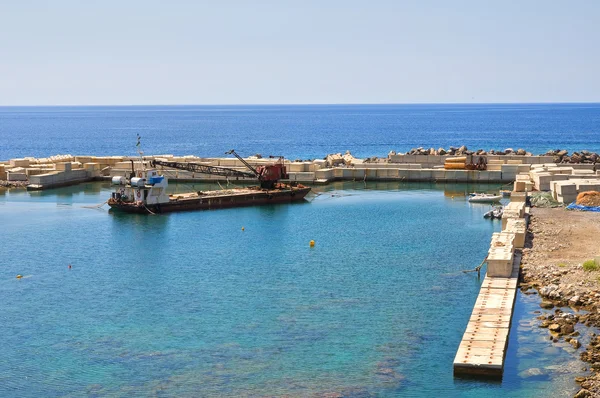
[309, 240, 315, 247]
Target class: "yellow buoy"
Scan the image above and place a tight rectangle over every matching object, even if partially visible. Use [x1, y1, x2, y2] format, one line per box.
[16, 274, 23, 279]
[309, 240, 315, 247]
[241, 227, 245, 231]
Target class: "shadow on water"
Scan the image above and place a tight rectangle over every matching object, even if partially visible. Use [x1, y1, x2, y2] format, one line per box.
[320, 180, 504, 194]
[108, 209, 170, 229]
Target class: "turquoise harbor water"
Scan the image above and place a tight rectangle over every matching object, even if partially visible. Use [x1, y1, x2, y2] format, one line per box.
[0, 182, 587, 397]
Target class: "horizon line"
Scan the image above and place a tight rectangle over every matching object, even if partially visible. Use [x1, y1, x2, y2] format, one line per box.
[1, 101, 600, 108]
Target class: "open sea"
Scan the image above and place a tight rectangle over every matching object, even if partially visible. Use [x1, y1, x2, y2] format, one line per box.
[1, 104, 599, 397]
[1, 103, 600, 160]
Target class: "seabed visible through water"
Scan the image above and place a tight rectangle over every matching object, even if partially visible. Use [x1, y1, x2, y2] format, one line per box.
[0, 181, 587, 397]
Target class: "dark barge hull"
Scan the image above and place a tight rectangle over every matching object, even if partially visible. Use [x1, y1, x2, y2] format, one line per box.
[108, 186, 311, 214]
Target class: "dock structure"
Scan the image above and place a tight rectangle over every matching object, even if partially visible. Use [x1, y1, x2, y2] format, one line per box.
[453, 253, 521, 377]
[453, 196, 528, 378]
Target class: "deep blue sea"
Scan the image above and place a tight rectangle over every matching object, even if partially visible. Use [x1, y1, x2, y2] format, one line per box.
[1, 104, 596, 397]
[1, 103, 600, 161]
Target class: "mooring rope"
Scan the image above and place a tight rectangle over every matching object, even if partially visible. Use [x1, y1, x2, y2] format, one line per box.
[143, 204, 157, 215]
[82, 200, 108, 209]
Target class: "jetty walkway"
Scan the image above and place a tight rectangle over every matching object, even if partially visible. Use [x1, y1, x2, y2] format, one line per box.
[453, 195, 528, 377]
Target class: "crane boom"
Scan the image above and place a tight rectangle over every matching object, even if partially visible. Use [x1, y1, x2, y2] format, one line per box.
[224, 149, 259, 177]
[150, 160, 256, 179]
[151, 150, 289, 190]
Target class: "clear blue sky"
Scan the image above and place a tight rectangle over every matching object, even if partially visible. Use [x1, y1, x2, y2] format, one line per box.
[1, 0, 598, 105]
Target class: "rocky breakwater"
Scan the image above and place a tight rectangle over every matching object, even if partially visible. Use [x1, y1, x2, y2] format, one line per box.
[397, 146, 533, 157]
[394, 146, 600, 166]
[545, 150, 600, 165]
[520, 207, 600, 397]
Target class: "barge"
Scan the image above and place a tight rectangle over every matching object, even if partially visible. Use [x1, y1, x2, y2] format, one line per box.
[107, 151, 311, 214]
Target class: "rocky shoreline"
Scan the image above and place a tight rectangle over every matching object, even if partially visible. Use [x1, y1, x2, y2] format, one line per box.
[520, 207, 600, 397]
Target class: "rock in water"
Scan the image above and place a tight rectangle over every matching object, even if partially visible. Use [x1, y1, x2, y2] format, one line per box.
[548, 323, 561, 333]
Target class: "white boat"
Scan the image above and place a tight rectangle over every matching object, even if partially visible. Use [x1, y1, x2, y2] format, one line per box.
[468, 193, 502, 203]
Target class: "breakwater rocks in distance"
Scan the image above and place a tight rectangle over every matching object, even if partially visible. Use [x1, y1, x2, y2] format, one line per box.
[392, 146, 600, 164]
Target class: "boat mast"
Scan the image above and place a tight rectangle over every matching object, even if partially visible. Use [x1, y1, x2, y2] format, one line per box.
[136, 133, 145, 175]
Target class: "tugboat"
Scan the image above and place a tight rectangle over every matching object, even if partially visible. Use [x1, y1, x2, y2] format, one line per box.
[107, 150, 311, 214]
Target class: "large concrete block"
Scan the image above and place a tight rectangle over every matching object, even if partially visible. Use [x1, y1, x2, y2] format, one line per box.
[488, 171, 503, 181]
[288, 163, 305, 172]
[7, 172, 27, 181]
[432, 169, 446, 180]
[554, 181, 577, 195]
[505, 218, 526, 248]
[397, 169, 409, 180]
[510, 192, 527, 203]
[455, 170, 469, 182]
[487, 249, 515, 278]
[557, 193, 578, 204]
[10, 158, 30, 167]
[55, 162, 72, 172]
[315, 168, 333, 180]
[576, 181, 600, 192]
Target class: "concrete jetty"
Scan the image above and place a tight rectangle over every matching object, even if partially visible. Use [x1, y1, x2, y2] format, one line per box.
[1, 152, 599, 190]
[453, 196, 528, 377]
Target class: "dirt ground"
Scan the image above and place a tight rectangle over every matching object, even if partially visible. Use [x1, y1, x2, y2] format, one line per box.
[523, 207, 600, 286]
[521, 207, 600, 397]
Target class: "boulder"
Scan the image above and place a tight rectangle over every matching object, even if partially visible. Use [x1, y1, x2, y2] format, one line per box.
[574, 388, 591, 398]
[540, 301, 554, 309]
[569, 296, 581, 306]
[548, 323, 561, 333]
[570, 338, 581, 349]
[438, 148, 447, 155]
[561, 323, 575, 335]
[516, 148, 526, 155]
[504, 148, 514, 154]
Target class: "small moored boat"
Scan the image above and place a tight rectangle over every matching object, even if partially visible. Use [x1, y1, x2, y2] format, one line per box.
[468, 193, 502, 203]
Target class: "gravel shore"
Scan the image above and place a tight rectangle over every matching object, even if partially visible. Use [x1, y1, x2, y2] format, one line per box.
[520, 208, 600, 397]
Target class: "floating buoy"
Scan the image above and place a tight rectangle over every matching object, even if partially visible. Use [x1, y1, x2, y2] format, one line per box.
[309, 240, 315, 247]
[16, 274, 22, 279]
[68, 264, 72, 269]
[241, 227, 245, 231]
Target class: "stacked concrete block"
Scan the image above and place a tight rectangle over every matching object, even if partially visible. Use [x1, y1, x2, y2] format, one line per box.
[488, 232, 516, 275]
[25, 168, 46, 177]
[531, 172, 554, 191]
[315, 168, 333, 180]
[510, 192, 527, 203]
[576, 180, 600, 192]
[487, 160, 504, 171]
[502, 209, 522, 230]
[505, 219, 526, 248]
[505, 202, 525, 218]
[10, 158, 30, 168]
[7, 171, 27, 181]
[552, 181, 578, 203]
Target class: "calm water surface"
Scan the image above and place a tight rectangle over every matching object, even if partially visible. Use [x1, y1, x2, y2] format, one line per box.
[0, 181, 587, 397]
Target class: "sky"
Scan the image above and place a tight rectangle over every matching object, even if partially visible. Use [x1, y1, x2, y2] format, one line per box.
[0, 0, 599, 105]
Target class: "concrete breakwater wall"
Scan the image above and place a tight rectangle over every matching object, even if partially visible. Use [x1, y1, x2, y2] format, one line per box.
[1, 153, 599, 190]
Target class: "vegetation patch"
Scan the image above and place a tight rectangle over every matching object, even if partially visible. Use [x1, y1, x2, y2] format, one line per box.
[583, 259, 598, 272]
